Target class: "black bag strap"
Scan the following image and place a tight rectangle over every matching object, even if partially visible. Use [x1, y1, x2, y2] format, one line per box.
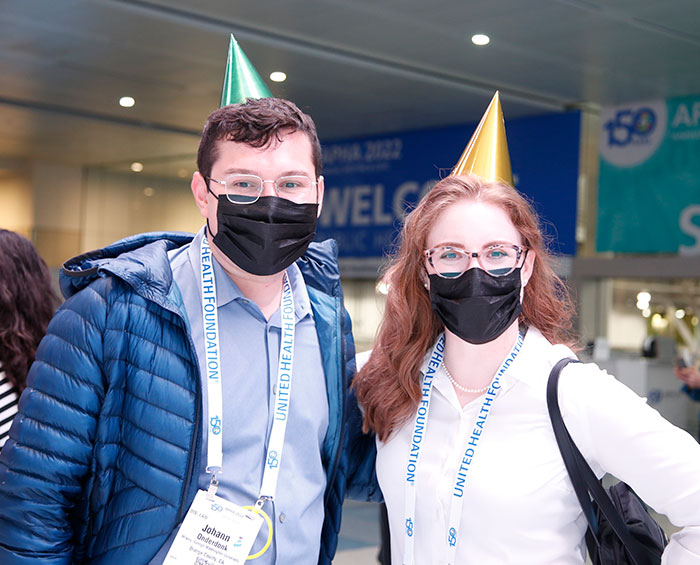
[546, 358, 653, 565]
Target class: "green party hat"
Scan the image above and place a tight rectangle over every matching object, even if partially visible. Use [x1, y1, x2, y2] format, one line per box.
[220, 34, 272, 106]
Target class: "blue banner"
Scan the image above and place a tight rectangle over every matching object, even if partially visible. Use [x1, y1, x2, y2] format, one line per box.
[317, 111, 581, 259]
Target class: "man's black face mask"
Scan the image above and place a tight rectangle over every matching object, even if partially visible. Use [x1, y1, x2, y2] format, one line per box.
[208, 193, 318, 276]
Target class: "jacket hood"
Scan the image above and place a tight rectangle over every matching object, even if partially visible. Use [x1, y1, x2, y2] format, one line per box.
[60, 232, 194, 300]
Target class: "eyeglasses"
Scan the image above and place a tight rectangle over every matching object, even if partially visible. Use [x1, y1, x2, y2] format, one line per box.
[206, 174, 318, 204]
[425, 243, 527, 278]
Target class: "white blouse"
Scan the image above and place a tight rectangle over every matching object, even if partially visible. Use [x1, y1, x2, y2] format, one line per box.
[376, 327, 700, 564]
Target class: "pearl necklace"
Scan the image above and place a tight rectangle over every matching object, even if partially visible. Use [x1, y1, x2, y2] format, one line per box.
[441, 360, 490, 394]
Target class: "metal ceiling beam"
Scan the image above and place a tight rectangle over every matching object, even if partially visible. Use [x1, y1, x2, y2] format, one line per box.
[0, 94, 201, 137]
[105, 0, 574, 112]
[573, 256, 700, 279]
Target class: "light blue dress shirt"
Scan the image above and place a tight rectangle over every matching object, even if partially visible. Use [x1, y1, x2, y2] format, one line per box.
[151, 228, 328, 564]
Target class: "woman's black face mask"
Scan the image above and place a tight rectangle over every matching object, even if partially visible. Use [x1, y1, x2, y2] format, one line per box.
[428, 266, 523, 345]
[208, 194, 318, 276]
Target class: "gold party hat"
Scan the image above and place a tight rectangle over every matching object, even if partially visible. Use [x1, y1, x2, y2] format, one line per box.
[220, 34, 272, 107]
[451, 91, 513, 186]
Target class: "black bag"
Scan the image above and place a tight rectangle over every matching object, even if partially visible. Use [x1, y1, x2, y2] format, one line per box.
[547, 358, 668, 565]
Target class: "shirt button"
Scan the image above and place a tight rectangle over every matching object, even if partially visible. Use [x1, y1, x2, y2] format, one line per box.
[273, 384, 278, 395]
[279, 512, 286, 523]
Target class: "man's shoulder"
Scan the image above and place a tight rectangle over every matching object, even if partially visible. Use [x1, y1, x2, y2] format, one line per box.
[60, 231, 194, 301]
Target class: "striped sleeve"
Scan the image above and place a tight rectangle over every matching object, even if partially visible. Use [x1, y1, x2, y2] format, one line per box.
[0, 371, 20, 449]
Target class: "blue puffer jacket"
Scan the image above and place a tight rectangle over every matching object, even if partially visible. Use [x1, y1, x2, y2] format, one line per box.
[0, 232, 377, 564]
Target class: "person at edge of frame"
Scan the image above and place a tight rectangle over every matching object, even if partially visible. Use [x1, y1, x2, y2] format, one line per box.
[0, 229, 60, 452]
[675, 354, 700, 441]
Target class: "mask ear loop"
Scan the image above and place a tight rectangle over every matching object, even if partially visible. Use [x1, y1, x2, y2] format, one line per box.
[518, 248, 531, 301]
[205, 179, 219, 241]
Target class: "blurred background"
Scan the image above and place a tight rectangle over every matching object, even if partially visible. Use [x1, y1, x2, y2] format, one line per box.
[1, 1, 699, 557]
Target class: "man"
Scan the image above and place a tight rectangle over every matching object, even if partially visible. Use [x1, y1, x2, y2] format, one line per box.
[0, 97, 376, 563]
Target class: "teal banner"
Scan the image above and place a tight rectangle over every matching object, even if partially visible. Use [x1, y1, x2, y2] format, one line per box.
[597, 95, 700, 254]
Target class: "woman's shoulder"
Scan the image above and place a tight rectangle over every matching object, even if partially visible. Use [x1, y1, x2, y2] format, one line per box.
[509, 326, 578, 384]
[511, 327, 628, 403]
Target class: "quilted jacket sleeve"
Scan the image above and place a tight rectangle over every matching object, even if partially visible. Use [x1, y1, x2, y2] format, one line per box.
[0, 278, 110, 563]
[344, 388, 380, 502]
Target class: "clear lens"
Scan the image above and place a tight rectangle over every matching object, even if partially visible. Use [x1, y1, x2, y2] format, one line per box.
[434, 247, 470, 278]
[275, 176, 314, 202]
[225, 175, 262, 204]
[480, 245, 519, 275]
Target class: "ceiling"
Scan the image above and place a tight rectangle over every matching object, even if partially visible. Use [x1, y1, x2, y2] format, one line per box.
[2, 0, 700, 178]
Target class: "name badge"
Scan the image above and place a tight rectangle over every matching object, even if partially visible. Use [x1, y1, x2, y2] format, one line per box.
[164, 491, 264, 564]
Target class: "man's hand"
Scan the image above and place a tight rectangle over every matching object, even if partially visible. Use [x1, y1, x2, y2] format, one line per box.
[675, 366, 700, 389]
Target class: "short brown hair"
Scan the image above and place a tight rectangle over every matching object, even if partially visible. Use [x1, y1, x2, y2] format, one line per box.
[197, 98, 322, 180]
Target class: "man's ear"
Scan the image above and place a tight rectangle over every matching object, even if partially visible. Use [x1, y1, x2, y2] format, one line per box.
[316, 175, 325, 218]
[192, 172, 209, 219]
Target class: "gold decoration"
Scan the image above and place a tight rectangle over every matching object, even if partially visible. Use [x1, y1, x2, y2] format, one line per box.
[452, 91, 513, 186]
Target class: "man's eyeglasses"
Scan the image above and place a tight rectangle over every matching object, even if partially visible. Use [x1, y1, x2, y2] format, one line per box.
[425, 243, 527, 278]
[206, 174, 318, 205]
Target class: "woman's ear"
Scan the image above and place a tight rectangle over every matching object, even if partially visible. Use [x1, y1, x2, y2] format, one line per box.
[420, 272, 430, 290]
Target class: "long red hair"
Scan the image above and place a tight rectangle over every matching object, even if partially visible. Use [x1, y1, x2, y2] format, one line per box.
[353, 174, 577, 441]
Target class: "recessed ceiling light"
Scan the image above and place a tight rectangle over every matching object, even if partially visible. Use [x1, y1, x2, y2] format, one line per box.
[471, 34, 490, 46]
[119, 96, 135, 108]
[143, 187, 155, 197]
[130, 162, 144, 172]
[269, 71, 287, 83]
[177, 168, 189, 178]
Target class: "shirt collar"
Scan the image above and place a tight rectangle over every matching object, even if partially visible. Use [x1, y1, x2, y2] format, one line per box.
[423, 327, 573, 405]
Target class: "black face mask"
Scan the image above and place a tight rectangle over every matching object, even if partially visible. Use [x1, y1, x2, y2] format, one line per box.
[209, 195, 318, 276]
[429, 267, 523, 345]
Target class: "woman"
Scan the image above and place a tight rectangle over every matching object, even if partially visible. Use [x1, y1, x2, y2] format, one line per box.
[354, 174, 700, 563]
[0, 230, 59, 449]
